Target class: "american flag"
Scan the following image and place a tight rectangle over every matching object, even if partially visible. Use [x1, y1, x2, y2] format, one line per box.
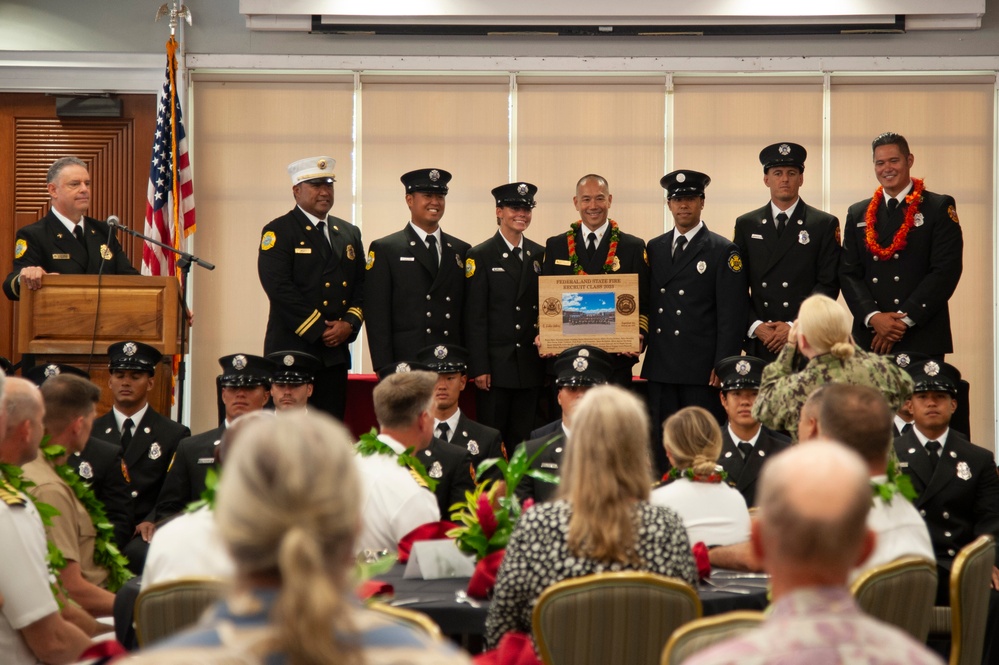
[142, 36, 195, 277]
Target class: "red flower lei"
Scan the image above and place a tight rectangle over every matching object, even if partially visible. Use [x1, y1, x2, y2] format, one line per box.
[863, 178, 925, 261]
[566, 220, 621, 275]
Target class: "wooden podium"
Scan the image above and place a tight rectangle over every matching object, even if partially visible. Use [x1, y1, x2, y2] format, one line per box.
[18, 275, 186, 418]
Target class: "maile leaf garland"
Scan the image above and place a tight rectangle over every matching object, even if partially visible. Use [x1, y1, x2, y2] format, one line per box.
[354, 428, 438, 492]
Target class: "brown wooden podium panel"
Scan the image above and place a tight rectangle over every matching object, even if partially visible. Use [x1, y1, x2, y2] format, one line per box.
[18, 275, 182, 355]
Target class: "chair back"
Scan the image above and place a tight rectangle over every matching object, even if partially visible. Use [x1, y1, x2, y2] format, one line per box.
[368, 602, 443, 641]
[947, 535, 996, 665]
[661, 610, 765, 665]
[134, 577, 228, 647]
[850, 556, 937, 641]
[532, 571, 702, 665]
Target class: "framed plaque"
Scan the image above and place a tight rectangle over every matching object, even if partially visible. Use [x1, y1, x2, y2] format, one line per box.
[538, 273, 640, 355]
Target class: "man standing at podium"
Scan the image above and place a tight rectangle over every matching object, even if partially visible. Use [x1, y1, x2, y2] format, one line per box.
[4, 156, 138, 301]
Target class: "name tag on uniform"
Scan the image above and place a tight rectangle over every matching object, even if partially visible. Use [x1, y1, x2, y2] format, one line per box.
[52, 253, 71, 260]
[751, 234, 763, 240]
[555, 259, 571, 266]
[295, 248, 311, 254]
[856, 222, 866, 227]
[541, 462, 559, 469]
[492, 267, 505, 272]
[400, 256, 415, 262]
[197, 457, 215, 464]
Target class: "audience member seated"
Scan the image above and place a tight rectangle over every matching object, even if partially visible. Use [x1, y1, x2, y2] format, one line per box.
[1, 375, 96, 664]
[486, 385, 697, 648]
[143, 413, 274, 587]
[805, 383, 934, 582]
[685, 441, 944, 665]
[516, 345, 611, 504]
[651, 406, 751, 548]
[713, 355, 790, 508]
[754, 294, 913, 440]
[125, 410, 471, 664]
[22, 374, 117, 618]
[355, 369, 441, 554]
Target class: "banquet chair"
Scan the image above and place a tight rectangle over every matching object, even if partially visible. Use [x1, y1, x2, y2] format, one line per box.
[661, 610, 765, 665]
[134, 577, 229, 647]
[368, 601, 444, 641]
[928, 535, 995, 665]
[532, 571, 701, 665]
[850, 556, 937, 641]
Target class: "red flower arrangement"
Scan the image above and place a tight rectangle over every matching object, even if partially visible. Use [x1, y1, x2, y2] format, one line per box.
[863, 178, 925, 261]
[565, 220, 621, 274]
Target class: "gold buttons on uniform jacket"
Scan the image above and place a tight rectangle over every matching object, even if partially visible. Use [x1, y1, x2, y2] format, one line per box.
[325, 282, 331, 288]
[343, 281, 348, 286]
[323, 301, 328, 306]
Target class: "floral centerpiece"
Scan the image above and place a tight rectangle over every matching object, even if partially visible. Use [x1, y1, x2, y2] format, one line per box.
[447, 438, 559, 597]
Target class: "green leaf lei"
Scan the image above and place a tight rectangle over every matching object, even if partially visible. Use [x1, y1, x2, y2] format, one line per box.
[0, 463, 69, 603]
[872, 456, 918, 505]
[42, 443, 134, 592]
[186, 467, 219, 513]
[354, 428, 438, 492]
[665, 466, 730, 484]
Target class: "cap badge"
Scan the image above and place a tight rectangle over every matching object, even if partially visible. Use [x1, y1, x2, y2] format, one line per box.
[798, 230, 810, 245]
[697, 260, 707, 274]
[395, 362, 411, 373]
[924, 361, 940, 377]
[429, 461, 443, 478]
[434, 345, 448, 359]
[675, 172, 686, 183]
[123, 342, 137, 357]
[467, 440, 480, 456]
[779, 143, 791, 155]
[957, 461, 972, 481]
[149, 443, 162, 460]
[573, 357, 588, 372]
[429, 169, 440, 182]
[736, 360, 751, 376]
[578, 348, 590, 357]
[517, 183, 528, 195]
[896, 354, 910, 368]
[44, 364, 60, 377]
[283, 355, 295, 366]
[232, 355, 247, 370]
[317, 159, 327, 169]
[79, 461, 93, 479]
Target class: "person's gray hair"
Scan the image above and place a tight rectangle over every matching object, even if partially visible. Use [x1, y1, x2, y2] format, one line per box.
[47, 157, 88, 185]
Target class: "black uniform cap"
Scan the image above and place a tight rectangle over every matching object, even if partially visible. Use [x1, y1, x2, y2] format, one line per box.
[902, 356, 961, 396]
[714, 355, 766, 391]
[660, 170, 711, 199]
[491, 182, 537, 209]
[24, 363, 90, 386]
[759, 142, 806, 172]
[376, 360, 433, 381]
[415, 344, 468, 374]
[401, 168, 452, 195]
[554, 345, 612, 388]
[218, 354, 275, 388]
[107, 341, 162, 375]
[266, 350, 321, 385]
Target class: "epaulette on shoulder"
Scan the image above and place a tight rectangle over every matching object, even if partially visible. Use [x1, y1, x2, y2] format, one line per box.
[408, 466, 429, 489]
[0, 479, 26, 507]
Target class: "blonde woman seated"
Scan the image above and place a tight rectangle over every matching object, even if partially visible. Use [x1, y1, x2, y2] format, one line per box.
[485, 385, 698, 648]
[125, 411, 470, 665]
[754, 293, 912, 440]
[650, 407, 751, 549]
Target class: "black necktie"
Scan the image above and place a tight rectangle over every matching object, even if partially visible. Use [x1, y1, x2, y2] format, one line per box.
[776, 212, 788, 237]
[901, 422, 913, 434]
[427, 235, 439, 268]
[121, 417, 134, 451]
[586, 232, 597, 260]
[512, 246, 523, 262]
[316, 221, 332, 258]
[737, 442, 754, 460]
[673, 236, 687, 260]
[887, 198, 900, 213]
[925, 440, 941, 466]
[436, 422, 450, 443]
[73, 224, 89, 260]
